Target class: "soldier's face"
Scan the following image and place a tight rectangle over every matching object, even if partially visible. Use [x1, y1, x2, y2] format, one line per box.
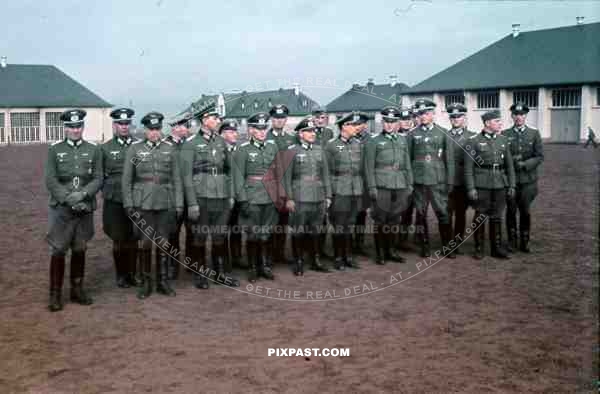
[412, 116, 421, 127]
[222, 129, 238, 145]
[113, 122, 130, 137]
[383, 120, 397, 133]
[340, 124, 356, 139]
[485, 118, 503, 133]
[315, 114, 328, 126]
[145, 127, 162, 142]
[272, 117, 287, 130]
[450, 115, 466, 129]
[250, 127, 267, 141]
[203, 115, 220, 132]
[172, 124, 189, 139]
[399, 119, 412, 130]
[66, 126, 83, 140]
[512, 113, 527, 127]
[419, 110, 434, 125]
[300, 130, 316, 143]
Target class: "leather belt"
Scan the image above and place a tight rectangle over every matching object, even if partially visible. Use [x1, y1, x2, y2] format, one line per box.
[246, 175, 265, 181]
[136, 175, 171, 184]
[193, 167, 224, 176]
[376, 164, 401, 170]
[334, 170, 360, 176]
[479, 164, 504, 170]
[293, 175, 321, 181]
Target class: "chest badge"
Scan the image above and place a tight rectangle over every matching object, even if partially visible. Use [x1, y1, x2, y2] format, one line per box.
[57, 152, 67, 159]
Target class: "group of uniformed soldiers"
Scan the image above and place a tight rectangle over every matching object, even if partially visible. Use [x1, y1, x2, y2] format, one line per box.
[44, 98, 543, 312]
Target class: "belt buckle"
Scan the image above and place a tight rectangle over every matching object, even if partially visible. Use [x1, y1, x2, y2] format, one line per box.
[153, 175, 160, 183]
[72, 176, 80, 189]
[393, 164, 399, 170]
[492, 163, 499, 171]
[424, 154, 431, 162]
[211, 167, 217, 176]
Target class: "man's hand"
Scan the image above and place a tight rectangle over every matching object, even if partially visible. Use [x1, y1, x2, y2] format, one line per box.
[187, 205, 200, 222]
[369, 188, 378, 202]
[513, 154, 522, 162]
[126, 207, 136, 217]
[285, 199, 296, 213]
[516, 161, 526, 170]
[176, 208, 184, 221]
[325, 198, 332, 209]
[71, 201, 89, 213]
[468, 189, 478, 201]
[507, 187, 516, 199]
[228, 198, 235, 209]
[65, 191, 86, 206]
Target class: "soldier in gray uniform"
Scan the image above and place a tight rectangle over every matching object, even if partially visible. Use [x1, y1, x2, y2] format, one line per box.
[180, 104, 240, 288]
[408, 98, 455, 258]
[364, 106, 413, 264]
[446, 103, 477, 256]
[45, 109, 102, 312]
[465, 110, 516, 259]
[502, 103, 544, 253]
[398, 106, 418, 250]
[220, 120, 244, 271]
[353, 113, 371, 256]
[283, 117, 332, 275]
[233, 112, 280, 282]
[324, 112, 364, 270]
[122, 112, 184, 298]
[102, 107, 139, 288]
[164, 113, 191, 280]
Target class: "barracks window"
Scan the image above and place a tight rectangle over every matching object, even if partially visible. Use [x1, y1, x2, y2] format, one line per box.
[477, 91, 499, 109]
[513, 90, 538, 108]
[551, 87, 581, 108]
[45, 112, 64, 142]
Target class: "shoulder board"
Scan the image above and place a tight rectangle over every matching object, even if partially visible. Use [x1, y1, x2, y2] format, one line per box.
[468, 134, 478, 139]
[163, 140, 172, 146]
[240, 141, 250, 147]
[266, 140, 275, 144]
[132, 140, 143, 144]
[327, 137, 336, 144]
[287, 144, 296, 150]
[370, 134, 378, 138]
[85, 140, 97, 146]
[51, 140, 62, 146]
[528, 126, 539, 131]
[186, 135, 196, 142]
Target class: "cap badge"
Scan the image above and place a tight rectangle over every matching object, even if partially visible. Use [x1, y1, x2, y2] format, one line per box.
[276, 108, 283, 114]
[120, 113, 128, 119]
[71, 115, 79, 122]
[151, 118, 158, 125]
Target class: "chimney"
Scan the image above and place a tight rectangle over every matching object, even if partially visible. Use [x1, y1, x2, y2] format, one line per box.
[576, 16, 584, 25]
[389, 75, 398, 87]
[511, 23, 520, 38]
[352, 83, 360, 90]
[0, 56, 6, 68]
[293, 83, 300, 96]
[367, 78, 374, 86]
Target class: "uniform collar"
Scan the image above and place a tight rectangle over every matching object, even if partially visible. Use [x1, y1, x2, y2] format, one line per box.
[116, 135, 132, 146]
[67, 138, 83, 147]
[383, 131, 397, 140]
[201, 128, 214, 141]
[146, 139, 161, 148]
[226, 143, 237, 152]
[450, 127, 464, 136]
[251, 138, 265, 149]
[339, 135, 351, 144]
[169, 135, 184, 145]
[514, 125, 526, 133]
[301, 141, 312, 150]
[421, 123, 434, 131]
[481, 130, 497, 140]
[271, 128, 284, 137]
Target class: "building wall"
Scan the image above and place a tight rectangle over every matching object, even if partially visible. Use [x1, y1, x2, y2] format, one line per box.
[0, 107, 111, 144]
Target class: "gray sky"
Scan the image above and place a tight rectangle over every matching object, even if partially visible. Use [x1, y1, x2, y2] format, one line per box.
[2, 0, 598, 118]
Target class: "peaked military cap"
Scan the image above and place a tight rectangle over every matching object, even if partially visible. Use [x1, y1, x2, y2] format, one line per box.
[247, 112, 270, 129]
[169, 112, 192, 127]
[510, 102, 529, 115]
[336, 111, 369, 127]
[193, 101, 220, 120]
[60, 109, 86, 127]
[380, 106, 401, 122]
[311, 108, 326, 116]
[446, 102, 467, 118]
[398, 106, 413, 120]
[219, 119, 239, 133]
[413, 98, 436, 114]
[295, 116, 317, 132]
[141, 111, 164, 129]
[269, 104, 289, 118]
[481, 110, 501, 122]
[110, 107, 135, 123]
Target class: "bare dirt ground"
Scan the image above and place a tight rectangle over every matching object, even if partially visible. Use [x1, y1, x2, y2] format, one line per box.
[0, 144, 597, 393]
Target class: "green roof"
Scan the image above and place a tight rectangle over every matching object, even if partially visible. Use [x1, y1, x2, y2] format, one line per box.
[187, 88, 320, 119]
[408, 22, 600, 94]
[0, 64, 111, 108]
[326, 82, 409, 112]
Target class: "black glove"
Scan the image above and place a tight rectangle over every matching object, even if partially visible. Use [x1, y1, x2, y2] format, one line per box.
[65, 191, 86, 206]
[71, 201, 90, 214]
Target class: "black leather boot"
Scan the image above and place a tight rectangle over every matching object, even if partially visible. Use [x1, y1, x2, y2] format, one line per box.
[214, 241, 240, 287]
[417, 213, 431, 258]
[440, 223, 456, 259]
[374, 227, 386, 265]
[333, 234, 345, 271]
[124, 242, 140, 287]
[113, 241, 129, 288]
[259, 240, 274, 280]
[167, 235, 180, 280]
[319, 230, 331, 259]
[137, 249, 153, 299]
[49, 255, 65, 312]
[454, 207, 466, 255]
[191, 245, 209, 289]
[345, 234, 360, 269]
[506, 208, 518, 253]
[473, 214, 485, 260]
[156, 252, 176, 296]
[311, 234, 329, 272]
[70, 251, 93, 305]
[385, 230, 406, 263]
[246, 240, 258, 283]
[292, 235, 304, 276]
[520, 213, 531, 253]
[490, 220, 510, 259]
